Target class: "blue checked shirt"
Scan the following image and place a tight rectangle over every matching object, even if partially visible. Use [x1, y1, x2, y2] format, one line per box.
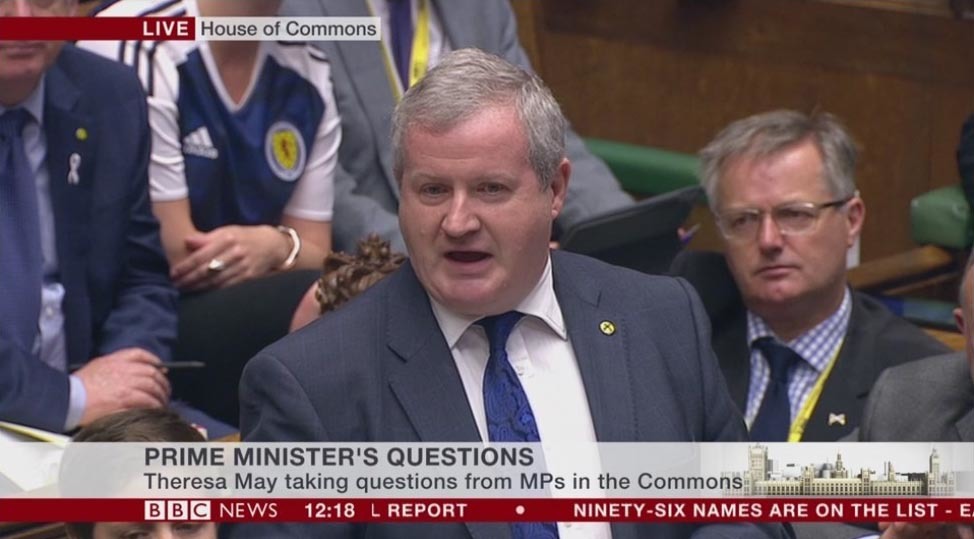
[744, 288, 852, 427]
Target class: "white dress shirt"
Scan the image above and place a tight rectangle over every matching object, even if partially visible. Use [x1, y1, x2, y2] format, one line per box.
[429, 257, 610, 538]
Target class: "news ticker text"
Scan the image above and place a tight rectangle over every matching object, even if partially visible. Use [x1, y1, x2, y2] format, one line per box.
[0, 498, 971, 523]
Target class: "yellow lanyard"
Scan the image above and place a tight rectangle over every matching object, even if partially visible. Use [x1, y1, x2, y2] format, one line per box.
[371, 0, 432, 102]
[786, 338, 844, 442]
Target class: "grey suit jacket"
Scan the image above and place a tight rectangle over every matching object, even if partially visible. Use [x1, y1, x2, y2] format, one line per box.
[282, 0, 633, 251]
[234, 251, 787, 539]
[792, 354, 974, 539]
[860, 352, 974, 441]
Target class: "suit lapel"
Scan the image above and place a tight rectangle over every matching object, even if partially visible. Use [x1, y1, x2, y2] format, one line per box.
[43, 61, 93, 366]
[322, 0, 399, 195]
[434, 0, 483, 50]
[713, 308, 751, 411]
[802, 292, 871, 441]
[551, 253, 636, 442]
[955, 386, 974, 441]
[386, 262, 481, 441]
[384, 263, 511, 539]
[954, 410, 974, 441]
[550, 257, 642, 539]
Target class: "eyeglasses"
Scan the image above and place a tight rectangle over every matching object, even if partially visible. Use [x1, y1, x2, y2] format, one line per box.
[715, 196, 854, 242]
[0, 0, 73, 16]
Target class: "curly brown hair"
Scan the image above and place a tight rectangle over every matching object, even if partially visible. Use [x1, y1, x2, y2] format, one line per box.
[316, 234, 406, 314]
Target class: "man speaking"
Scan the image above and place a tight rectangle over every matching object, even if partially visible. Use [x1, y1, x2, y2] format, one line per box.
[236, 48, 785, 539]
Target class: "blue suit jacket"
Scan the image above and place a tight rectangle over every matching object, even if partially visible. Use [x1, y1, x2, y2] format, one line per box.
[0, 45, 178, 432]
[281, 0, 634, 251]
[236, 251, 786, 539]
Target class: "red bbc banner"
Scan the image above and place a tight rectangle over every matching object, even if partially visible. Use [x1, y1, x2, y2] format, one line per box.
[1, 499, 974, 523]
[0, 17, 195, 41]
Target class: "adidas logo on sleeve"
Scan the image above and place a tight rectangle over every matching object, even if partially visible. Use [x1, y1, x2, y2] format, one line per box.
[182, 126, 218, 159]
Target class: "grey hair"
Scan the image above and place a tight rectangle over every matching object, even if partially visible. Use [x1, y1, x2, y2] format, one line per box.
[391, 48, 567, 188]
[699, 110, 859, 209]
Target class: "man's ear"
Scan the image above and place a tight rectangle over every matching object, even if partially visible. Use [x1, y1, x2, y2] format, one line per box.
[956, 307, 966, 334]
[845, 195, 865, 248]
[550, 158, 570, 220]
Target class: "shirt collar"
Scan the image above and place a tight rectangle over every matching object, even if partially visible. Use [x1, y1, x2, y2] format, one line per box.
[429, 256, 567, 348]
[0, 76, 46, 125]
[746, 287, 852, 371]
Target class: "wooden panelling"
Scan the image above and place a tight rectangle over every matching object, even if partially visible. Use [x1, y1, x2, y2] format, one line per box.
[510, 2, 543, 67]
[517, 0, 974, 261]
[540, 0, 974, 87]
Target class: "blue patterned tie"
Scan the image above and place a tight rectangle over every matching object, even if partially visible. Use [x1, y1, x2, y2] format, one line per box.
[0, 109, 42, 358]
[749, 337, 802, 441]
[479, 311, 559, 539]
[388, 0, 413, 87]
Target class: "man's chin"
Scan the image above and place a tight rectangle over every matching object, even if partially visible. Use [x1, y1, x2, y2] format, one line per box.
[433, 286, 508, 317]
[0, 55, 46, 81]
[746, 287, 804, 311]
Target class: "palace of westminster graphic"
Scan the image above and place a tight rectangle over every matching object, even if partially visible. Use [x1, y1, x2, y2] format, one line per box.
[723, 445, 955, 496]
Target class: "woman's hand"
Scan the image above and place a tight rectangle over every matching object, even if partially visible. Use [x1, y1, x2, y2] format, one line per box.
[170, 224, 290, 291]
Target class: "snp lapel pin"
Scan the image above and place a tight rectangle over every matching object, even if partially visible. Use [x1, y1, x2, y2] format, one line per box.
[828, 413, 846, 426]
[599, 320, 616, 336]
[67, 153, 81, 185]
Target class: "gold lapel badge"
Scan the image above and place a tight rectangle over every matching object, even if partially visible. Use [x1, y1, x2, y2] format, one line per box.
[599, 321, 616, 336]
[75, 127, 88, 141]
[828, 413, 846, 426]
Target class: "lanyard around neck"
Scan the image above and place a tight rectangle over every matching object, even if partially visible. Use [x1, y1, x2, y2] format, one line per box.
[371, 0, 432, 102]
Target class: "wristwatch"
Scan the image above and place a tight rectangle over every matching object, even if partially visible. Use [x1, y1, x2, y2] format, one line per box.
[276, 225, 301, 270]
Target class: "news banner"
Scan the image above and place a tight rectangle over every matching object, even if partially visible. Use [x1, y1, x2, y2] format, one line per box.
[0, 16, 381, 41]
[2, 442, 974, 524]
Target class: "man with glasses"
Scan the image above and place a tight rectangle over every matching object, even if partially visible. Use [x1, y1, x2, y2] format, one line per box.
[671, 110, 947, 442]
[0, 0, 178, 432]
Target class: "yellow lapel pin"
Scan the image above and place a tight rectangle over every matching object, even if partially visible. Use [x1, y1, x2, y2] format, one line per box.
[599, 321, 616, 336]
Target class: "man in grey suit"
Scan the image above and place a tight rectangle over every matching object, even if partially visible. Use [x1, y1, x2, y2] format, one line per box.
[859, 256, 974, 443]
[236, 49, 786, 538]
[282, 0, 633, 251]
[796, 258, 974, 539]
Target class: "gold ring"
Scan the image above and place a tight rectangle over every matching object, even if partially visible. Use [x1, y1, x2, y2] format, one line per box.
[206, 258, 226, 273]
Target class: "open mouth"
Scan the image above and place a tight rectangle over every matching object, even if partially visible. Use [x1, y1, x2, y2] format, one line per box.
[445, 251, 491, 263]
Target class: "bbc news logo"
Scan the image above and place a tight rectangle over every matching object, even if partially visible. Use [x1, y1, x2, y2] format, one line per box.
[144, 500, 211, 520]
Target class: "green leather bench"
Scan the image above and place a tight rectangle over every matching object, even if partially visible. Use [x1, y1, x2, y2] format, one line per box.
[910, 185, 973, 249]
[584, 137, 700, 197]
